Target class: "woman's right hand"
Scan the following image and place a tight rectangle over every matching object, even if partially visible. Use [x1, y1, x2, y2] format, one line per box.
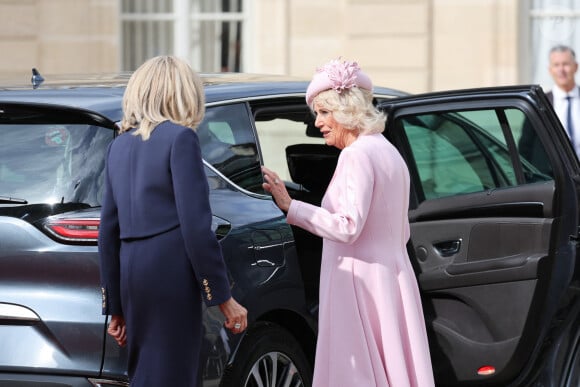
[107, 314, 127, 347]
[261, 166, 292, 212]
[219, 297, 248, 334]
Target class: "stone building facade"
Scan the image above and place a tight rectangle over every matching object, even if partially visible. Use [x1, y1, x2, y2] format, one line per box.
[0, 0, 573, 94]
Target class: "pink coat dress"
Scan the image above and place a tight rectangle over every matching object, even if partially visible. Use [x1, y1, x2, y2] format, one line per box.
[287, 133, 435, 387]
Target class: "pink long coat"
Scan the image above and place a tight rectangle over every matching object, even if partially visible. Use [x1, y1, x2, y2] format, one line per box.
[287, 133, 435, 387]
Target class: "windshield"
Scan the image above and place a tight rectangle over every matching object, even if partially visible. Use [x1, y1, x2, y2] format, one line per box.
[0, 124, 114, 206]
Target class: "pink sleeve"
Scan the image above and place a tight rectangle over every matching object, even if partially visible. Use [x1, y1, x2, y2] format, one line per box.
[286, 147, 374, 244]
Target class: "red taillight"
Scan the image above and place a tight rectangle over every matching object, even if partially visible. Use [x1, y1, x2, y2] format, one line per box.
[44, 218, 100, 242]
[477, 365, 496, 376]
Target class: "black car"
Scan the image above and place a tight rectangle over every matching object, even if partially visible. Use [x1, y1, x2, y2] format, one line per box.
[0, 73, 578, 387]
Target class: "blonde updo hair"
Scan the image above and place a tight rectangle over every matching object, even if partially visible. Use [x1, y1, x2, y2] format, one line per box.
[120, 55, 205, 140]
[311, 87, 386, 135]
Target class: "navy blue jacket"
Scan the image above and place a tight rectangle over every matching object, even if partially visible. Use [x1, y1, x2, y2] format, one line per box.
[98, 121, 232, 315]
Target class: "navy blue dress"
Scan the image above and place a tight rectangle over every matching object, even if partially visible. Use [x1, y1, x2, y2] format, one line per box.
[98, 121, 232, 386]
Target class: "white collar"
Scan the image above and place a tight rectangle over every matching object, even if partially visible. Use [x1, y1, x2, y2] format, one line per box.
[552, 85, 579, 99]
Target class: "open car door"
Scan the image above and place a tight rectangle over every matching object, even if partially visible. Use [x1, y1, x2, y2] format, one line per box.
[380, 85, 580, 386]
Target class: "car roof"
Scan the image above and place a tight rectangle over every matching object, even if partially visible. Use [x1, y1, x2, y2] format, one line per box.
[0, 72, 409, 115]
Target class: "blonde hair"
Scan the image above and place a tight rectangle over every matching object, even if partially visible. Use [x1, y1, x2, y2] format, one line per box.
[311, 87, 386, 135]
[120, 55, 205, 140]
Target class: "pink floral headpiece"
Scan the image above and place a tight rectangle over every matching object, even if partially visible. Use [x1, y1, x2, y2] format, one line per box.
[306, 58, 373, 105]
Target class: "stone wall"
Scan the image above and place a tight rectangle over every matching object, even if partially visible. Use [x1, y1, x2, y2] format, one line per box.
[0, 0, 119, 81]
[0, 0, 519, 94]
[251, 0, 520, 93]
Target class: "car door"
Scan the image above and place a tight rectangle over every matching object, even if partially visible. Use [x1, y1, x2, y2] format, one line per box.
[380, 86, 579, 386]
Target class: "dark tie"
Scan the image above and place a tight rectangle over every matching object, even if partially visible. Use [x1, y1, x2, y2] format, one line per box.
[566, 95, 575, 144]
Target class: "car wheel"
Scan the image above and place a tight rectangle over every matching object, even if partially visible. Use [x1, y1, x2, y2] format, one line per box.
[220, 322, 313, 387]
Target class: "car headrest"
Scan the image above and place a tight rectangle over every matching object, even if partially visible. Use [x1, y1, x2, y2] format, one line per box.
[285, 144, 340, 193]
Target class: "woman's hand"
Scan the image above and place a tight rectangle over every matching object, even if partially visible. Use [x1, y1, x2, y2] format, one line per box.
[107, 314, 127, 347]
[261, 166, 292, 212]
[219, 297, 248, 334]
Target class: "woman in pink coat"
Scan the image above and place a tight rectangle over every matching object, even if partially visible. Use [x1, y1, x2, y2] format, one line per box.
[262, 59, 435, 387]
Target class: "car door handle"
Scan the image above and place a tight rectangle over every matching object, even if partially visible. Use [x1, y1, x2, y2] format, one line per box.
[434, 239, 461, 257]
[249, 242, 285, 267]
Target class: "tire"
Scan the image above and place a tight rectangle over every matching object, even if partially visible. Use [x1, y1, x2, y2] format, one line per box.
[220, 322, 313, 387]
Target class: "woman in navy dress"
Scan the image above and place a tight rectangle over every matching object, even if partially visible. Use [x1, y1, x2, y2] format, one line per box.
[98, 55, 247, 387]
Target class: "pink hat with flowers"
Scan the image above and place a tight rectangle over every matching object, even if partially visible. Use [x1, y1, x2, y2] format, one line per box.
[305, 58, 373, 105]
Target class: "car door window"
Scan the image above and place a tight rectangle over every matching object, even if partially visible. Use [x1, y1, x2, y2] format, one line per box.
[254, 110, 324, 183]
[399, 107, 553, 201]
[197, 103, 263, 194]
[251, 102, 339, 206]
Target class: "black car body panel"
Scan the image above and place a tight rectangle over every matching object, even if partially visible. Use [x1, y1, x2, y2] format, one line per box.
[0, 75, 578, 386]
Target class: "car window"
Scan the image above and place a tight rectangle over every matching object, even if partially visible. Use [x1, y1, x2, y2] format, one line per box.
[512, 111, 554, 179]
[0, 123, 112, 205]
[254, 112, 324, 182]
[399, 107, 553, 201]
[250, 101, 338, 205]
[198, 103, 263, 194]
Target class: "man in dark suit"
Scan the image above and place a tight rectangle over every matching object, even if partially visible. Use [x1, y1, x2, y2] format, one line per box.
[519, 45, 579, 174]
[545, 44, 579, 152]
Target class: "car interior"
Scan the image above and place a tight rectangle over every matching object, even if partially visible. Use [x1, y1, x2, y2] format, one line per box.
[252, 102, 337, 306]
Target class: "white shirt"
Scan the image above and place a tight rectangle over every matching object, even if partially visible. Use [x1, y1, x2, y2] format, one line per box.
[552, 85, 580, 156]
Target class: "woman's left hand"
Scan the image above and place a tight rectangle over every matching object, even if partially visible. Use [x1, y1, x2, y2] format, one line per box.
[219, 297, 248, 334]
[262, 166, 292, 212]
